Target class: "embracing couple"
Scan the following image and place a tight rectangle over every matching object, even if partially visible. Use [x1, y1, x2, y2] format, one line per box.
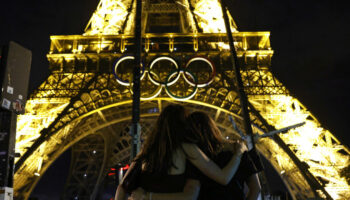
[115, 104, 261, 200]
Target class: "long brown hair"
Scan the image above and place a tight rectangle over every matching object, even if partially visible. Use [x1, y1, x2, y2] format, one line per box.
[136, 104, 189, 174]
[187, 111, 225, 158]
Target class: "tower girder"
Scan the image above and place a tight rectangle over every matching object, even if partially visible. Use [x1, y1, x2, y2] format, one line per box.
[13, 0, 350, 199]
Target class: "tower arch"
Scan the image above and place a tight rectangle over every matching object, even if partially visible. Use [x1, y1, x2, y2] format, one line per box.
[14, 0, 350, 199]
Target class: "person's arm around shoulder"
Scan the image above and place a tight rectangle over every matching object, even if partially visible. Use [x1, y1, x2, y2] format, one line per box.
[246, 173, 261, 200]
[182, 140, 247, 185]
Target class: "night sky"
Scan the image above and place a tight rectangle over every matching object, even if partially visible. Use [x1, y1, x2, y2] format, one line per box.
[1, 0, 349, 199]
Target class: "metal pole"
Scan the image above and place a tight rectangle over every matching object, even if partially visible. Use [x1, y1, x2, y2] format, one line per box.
[131, 0, 142, 160]
[220, 0, 266, 197]
[220, 0, 256, 152]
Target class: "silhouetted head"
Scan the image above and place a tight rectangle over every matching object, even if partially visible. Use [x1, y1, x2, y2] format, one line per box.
[137, 104, 189, 174]
[187, 111, 225, 157]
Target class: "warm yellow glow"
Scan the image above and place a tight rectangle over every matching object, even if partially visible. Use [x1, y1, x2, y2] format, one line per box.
[15, 87, 350, 199]
[84, 0, 237, 35]
[14, 0, 349, 198]
[169, 38, 174, 52]
[120, 36, 126, 52]
[145, 37, 150, 52]
[14, 97, 71, 197]
[250, 93, 350, 199]
[84, 0, 131, 35]
[217, 41, 230, 50]
[48, 32, 272, 55]
[16, 99, 69, 163]
[193, 36, 198, 51]
[193, 0, 237, 33]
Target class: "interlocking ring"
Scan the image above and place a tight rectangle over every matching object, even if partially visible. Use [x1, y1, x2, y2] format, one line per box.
[183, 56, 216, 88]
[129, 71, 163, 100]
[113, 56, 215, 100]
[113, 55, 145, 86]
[148, 56, 180, 86]
[164, 69, 198, 101]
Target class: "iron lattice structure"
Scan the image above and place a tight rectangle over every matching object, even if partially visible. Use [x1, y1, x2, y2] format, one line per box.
[14, 0, 349, 199]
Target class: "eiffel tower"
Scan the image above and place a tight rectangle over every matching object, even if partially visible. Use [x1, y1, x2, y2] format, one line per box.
[13, 0, 349, 199]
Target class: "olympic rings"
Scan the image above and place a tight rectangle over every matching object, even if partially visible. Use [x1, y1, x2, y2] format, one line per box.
[113, 55, 145, 86]
[113, 56, 216, 100]
[164, 69, 198, 101]
[183, 56, 216, 88]
[148, 56, 180, 86]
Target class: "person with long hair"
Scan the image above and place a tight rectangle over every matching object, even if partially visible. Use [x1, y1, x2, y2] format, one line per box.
[185, 111, 261, 200]
[115, 104, 246, 200]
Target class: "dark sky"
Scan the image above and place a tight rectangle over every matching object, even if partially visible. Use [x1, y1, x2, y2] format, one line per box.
[1, 0, 349, 198]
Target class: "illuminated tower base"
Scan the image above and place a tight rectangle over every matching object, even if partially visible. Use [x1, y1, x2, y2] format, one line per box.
[14, 0, 349, 199]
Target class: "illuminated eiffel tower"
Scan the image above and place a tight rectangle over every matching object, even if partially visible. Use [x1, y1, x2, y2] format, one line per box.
[13, 0, 349, 199]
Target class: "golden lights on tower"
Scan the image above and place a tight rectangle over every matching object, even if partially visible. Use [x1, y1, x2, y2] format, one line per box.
[13, 0, 350, 199]
[84, 0, 131, 35]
